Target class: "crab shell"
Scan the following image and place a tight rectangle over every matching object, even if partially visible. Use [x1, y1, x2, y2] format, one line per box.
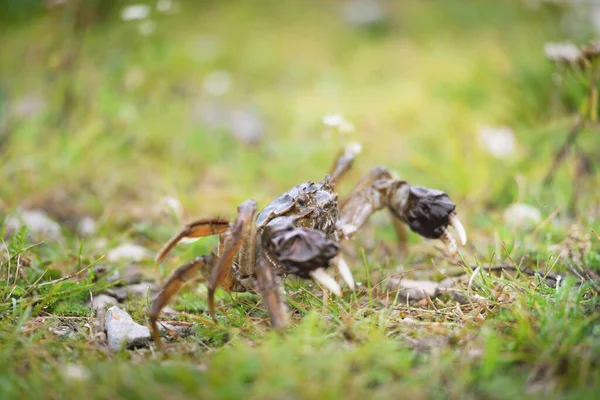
[256, 176, 340, 238]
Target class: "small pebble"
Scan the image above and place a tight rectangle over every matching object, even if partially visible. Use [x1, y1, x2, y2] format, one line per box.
[106, 244, 151, 263]
[105, 306, 151, 351]
[77, 217, 97, 237]
[89, 294, 118, 311]
[5, 210, 63, 240]
[387, 278, 439, 301]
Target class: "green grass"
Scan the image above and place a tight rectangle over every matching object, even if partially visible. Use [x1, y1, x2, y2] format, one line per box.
[1, 0, 600, 399]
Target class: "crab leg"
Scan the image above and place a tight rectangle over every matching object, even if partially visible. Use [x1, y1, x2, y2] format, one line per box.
[207, 200, 258, 322]
[329, 142, 363, 184]
[156, 217, 230, 264]
[149, 254, 218, 346]
[255, 255, 288, 330]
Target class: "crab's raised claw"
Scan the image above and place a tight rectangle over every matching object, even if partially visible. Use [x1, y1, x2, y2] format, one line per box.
[394, 186, 457, 239]
[156, 217, 230, 264]
[391, 186, 467, 254]
[262, 216, 341, 294]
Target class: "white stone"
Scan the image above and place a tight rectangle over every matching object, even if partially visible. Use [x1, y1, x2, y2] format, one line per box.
[89, 294, 118, 311]
[77, 217, 97, 237]
[5, 210, 63, 240]
[105, 306, 151, 351]
[106, 243, 150, 263]
[387, 278, 439, 301]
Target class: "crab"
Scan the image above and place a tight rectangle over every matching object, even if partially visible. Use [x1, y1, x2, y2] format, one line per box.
[149, 143, 467, 344]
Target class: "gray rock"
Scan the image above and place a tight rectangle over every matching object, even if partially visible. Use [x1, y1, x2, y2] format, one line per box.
[105, 306, 151, 351]
[89, 294, 118, 311]
[387, 278, 439, 301]
[106, 265, 144, 286]
[5, 210, 63, 240]
[105, 287, 130, 301]
[125, 282, 158, 298]
[77, 217, 97, 237]
[92, 264, 143, 286]
[106, 243, 151, 263]
[105, 282, 157, 301]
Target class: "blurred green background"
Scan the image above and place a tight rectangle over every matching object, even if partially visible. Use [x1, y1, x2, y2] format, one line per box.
[2, 0, 597, 223]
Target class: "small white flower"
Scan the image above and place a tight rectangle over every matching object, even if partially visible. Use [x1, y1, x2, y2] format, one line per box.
[120, 5, 151, 21]
[203, 70, 232, 96]
[544, 42, 581, 63]
[478, 126, 516, 158]
[323, 113, 355, 135]
[323, 113, 344, 128]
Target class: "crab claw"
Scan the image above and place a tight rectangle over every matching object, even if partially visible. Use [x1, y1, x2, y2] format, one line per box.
[449, 213, 467, 246]
[333, 256, 355, 290]
[310, 268, 342, 296]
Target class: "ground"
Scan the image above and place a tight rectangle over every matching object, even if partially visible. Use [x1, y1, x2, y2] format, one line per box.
[1, 1, 599, 399]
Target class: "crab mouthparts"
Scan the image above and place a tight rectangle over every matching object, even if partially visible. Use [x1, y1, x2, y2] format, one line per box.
[441, 213, 467, 254]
